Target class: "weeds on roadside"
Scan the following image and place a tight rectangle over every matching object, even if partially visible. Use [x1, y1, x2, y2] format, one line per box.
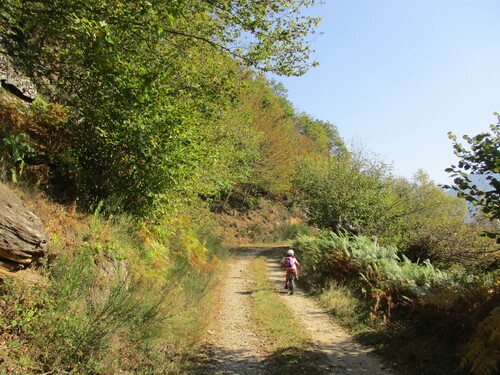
[0, 278, 49, 374]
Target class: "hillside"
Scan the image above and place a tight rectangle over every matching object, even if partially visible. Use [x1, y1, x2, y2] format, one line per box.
[1, 1, 499, 374]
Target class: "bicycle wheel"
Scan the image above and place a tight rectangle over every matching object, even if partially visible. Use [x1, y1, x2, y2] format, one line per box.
[289, 274, 295, 295]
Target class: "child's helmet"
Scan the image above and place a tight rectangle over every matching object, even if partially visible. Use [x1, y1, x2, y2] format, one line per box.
[287, 249, 294, 256]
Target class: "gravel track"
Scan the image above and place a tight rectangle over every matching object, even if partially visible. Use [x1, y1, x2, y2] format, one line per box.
[203, 247, 396, 375]
[205, 248, 267, 375]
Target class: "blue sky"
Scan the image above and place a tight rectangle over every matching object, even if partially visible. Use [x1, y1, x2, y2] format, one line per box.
[273, 0, 500, 185]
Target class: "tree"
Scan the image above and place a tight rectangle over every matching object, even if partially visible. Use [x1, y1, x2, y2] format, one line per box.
[240, 73, 298, 196]
[1, 0, 323, 217]
[293, 151, 394, 232]
[445, 116, 500, 239]
[294, 114, 347, 156]
[1, 0, 322, 79]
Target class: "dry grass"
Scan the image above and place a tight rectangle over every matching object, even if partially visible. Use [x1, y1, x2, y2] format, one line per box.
[216, 197, 312, 246]
[317, 282, 360, 321]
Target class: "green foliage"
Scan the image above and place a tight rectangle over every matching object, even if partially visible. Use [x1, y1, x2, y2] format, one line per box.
[385, 172, 493, 268]
[0, 196, 224, 373]
[194, 76, 264, 197]
[316, 281, 363, 324]
[405, 220, 498, 270]
[295, 231, 500, 375]
[0, 278, 48, 373]
[300, 233, 442, 286]
[0, 0, 324, 219]
[237, 73, 299, 195]
[0, 133, 34, 182]
[293, 153, 484, 269]
[294, 232, 497, 313]
[22, 215, 175, 372]
[268, 79, 296, 118]
[277, 221, 312, 240]
[196, 0, 323, 76]
[293, 151, 394, 232]
[294, 113, 347, 156]
[1, 0, 323, 218]
[40, 257, 160, 371]
[446, 117, 500, 239]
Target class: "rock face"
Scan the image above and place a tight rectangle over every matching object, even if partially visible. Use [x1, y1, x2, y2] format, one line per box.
[0, 51, 37, 102]
[0, 183, 49, 267]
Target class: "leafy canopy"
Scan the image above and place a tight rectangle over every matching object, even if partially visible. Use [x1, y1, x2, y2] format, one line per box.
[1, 0, 322, 77]
[293, 151, 394, 232]
[1, 0, 323, 217]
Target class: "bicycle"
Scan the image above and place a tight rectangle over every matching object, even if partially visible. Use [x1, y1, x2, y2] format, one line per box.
[288, 271, 297, 295]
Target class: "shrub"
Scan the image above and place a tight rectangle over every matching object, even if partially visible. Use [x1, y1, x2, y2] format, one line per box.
[405, 221, 498, 271]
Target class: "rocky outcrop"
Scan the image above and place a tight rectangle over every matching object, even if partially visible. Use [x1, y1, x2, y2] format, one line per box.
[0, 50, 37, 102]
[0, 183, 49, 268]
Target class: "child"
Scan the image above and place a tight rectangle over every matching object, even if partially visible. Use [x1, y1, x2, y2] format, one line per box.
[283, 249, 300, 289]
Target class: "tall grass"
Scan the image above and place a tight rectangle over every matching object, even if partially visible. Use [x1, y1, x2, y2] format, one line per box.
[316, 281, 365, 329]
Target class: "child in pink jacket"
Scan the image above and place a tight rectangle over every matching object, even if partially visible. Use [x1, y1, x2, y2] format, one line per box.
[283, 249, 300, 289]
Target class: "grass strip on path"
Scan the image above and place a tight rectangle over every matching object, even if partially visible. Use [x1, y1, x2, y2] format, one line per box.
[248, 255, 329, 375]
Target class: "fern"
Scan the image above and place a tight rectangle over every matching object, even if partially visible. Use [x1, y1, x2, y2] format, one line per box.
[1, 133, 35, 182]
[461, 306, 500, 375]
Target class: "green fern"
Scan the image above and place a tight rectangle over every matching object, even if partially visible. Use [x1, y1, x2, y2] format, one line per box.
[1, 133, 35, 182]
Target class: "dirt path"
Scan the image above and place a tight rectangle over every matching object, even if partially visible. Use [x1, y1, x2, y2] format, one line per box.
[266, 248, 395, 375]
[204, 247, 396, 374]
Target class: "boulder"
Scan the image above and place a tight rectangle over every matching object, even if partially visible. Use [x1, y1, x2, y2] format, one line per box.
[0, 183, 49, 267]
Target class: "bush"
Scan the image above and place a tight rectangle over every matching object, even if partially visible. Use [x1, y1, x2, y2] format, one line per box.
[404, 221, 498, 271]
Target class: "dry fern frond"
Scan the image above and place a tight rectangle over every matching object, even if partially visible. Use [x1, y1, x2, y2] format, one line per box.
[461, 306, 500, 375]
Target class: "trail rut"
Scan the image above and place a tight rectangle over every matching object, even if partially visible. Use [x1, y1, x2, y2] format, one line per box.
[205, 249, 267, 374]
